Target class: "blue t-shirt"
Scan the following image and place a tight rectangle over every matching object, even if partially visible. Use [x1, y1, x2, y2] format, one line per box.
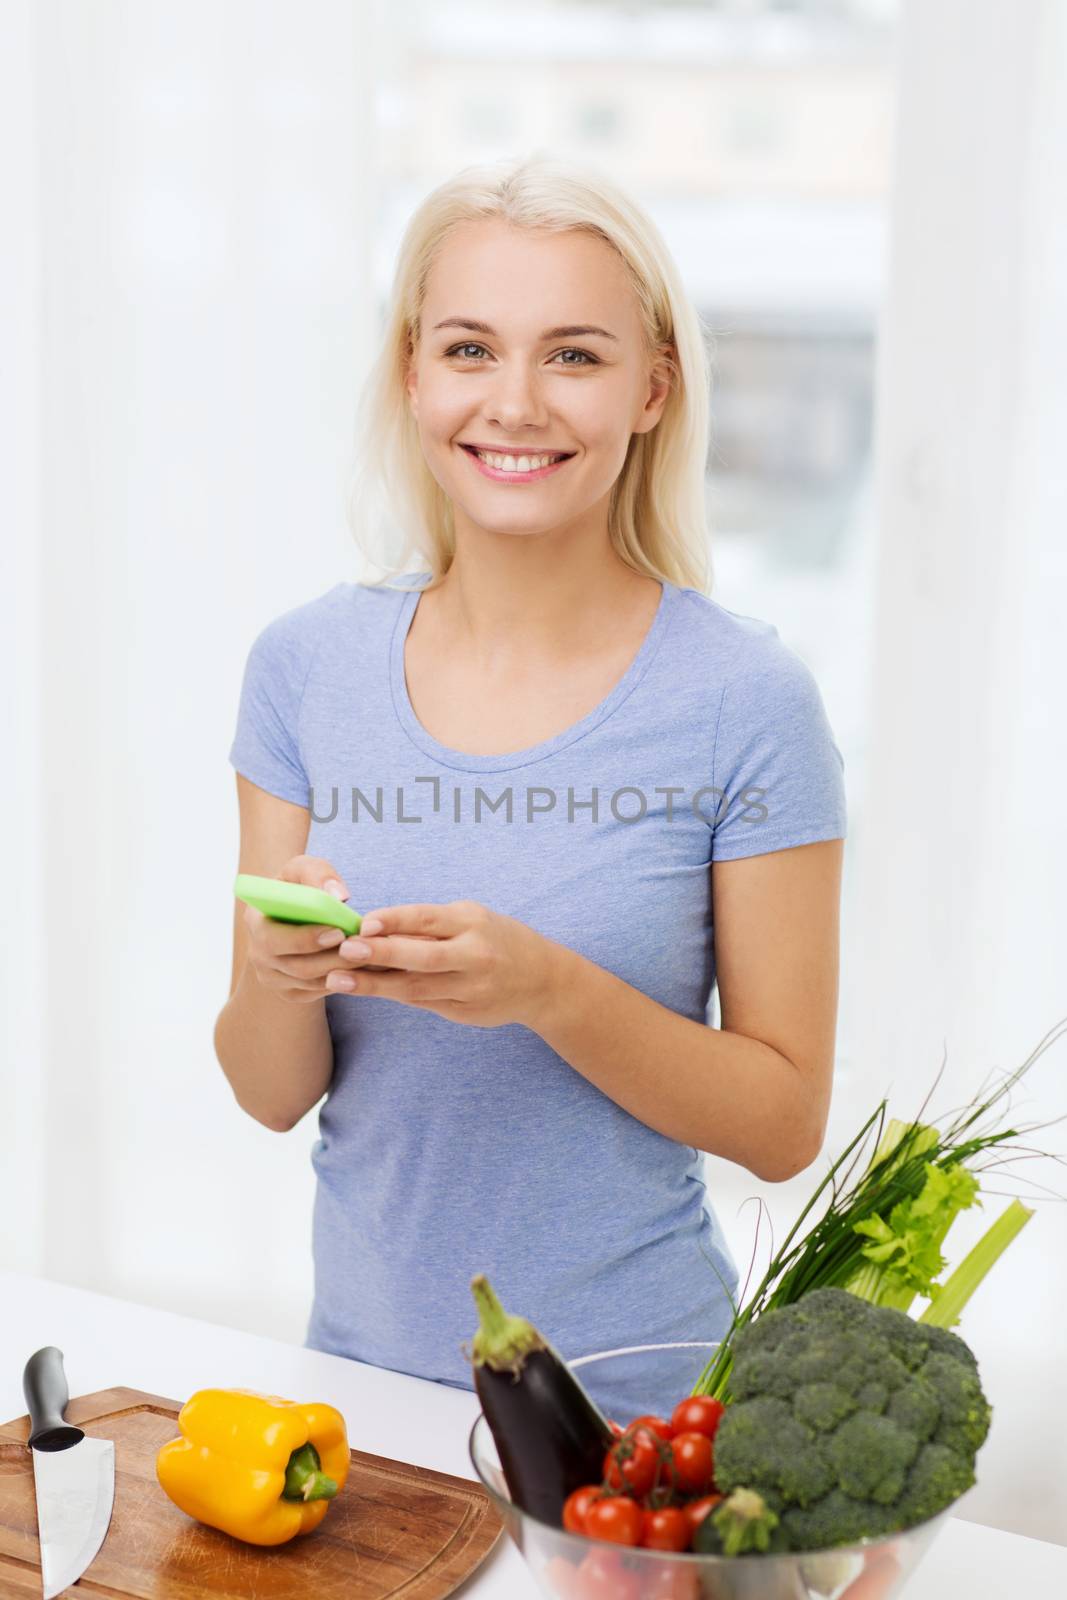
[228, 570, 847, 1418]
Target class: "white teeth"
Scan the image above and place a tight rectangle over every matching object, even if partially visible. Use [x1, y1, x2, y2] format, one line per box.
[471, 449, 567, 473]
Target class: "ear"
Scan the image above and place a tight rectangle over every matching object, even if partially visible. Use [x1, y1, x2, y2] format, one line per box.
[634, 341, 676, 435]
[404, 333, 418, 418]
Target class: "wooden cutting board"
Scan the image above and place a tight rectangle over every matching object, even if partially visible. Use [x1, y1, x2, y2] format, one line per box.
[0, 1386, 504, 1599]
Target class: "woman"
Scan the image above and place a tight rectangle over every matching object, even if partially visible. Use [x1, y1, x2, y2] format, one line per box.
[217, 155, 846, 1419]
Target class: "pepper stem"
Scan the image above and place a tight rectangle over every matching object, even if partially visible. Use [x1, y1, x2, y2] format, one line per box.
[468, 1274, 546, 1373]
[282, 1442, 339, 1502]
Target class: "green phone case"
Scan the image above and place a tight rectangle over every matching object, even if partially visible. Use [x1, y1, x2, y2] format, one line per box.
[234, 873, 363, 936]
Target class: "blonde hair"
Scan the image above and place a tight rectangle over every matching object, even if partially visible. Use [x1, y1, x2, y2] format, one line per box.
[346, 151, 715, 596]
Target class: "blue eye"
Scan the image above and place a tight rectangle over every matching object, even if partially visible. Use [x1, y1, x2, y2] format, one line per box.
[444, 342, 599, 367]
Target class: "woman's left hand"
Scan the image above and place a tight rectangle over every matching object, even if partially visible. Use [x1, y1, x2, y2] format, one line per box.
[324, 900, 560, 1030]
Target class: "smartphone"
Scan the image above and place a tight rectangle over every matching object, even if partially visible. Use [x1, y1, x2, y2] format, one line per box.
[234, 873, 363, 936]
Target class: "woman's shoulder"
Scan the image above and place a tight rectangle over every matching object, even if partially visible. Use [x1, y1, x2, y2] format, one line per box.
[248, 573, 419, 654]
[671, 582, 804, 684]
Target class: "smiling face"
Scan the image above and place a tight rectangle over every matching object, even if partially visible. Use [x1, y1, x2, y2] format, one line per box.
[404, 218, 673, 548]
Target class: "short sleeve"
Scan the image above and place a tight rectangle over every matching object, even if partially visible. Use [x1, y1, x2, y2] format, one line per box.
[709, 634, 846, 861]
[228, 611, 315, 806]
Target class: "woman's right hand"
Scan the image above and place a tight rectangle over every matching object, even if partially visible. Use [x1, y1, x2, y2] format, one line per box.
[244, 855, 373, 1004]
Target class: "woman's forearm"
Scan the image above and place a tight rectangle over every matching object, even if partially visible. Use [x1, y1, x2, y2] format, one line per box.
[213, 965, 334, 1133]
[528, 943, 826, 1183]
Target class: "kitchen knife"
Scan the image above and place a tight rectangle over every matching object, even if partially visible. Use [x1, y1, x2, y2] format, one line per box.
[23, 1347, 115, 1600]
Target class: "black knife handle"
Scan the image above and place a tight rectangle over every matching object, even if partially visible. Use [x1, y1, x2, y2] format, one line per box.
[23, 1347, 84, 1451]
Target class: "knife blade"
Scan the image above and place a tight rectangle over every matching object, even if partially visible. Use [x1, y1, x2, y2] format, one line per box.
[23, 1347, 115, 1600]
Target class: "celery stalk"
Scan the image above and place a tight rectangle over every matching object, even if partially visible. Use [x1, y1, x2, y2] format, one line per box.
[843, 1120, 980, 1313]
[918, 1198, 1034, 1328]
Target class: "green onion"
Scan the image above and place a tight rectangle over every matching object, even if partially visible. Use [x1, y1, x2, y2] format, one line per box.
[692, 1017, 1067, 1401]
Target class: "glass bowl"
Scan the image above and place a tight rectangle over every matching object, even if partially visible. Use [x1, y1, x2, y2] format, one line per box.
[468, 1341, 954, 1600]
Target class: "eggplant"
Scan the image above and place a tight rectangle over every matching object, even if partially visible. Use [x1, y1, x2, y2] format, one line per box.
[466, 1274, 614, 1528]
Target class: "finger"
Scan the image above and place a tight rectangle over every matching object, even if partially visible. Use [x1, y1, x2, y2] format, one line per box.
[325, 967, 463, 1004]
[255, 963, 329, 995]
[279, 922, 349, 954]
[272, 948, 382, 981]
[246, 905, 350, 956]
[336, 932, 459, 973]
[282, 856, 350, 899]
[356, 902, 474, 939]
[259, 956, 387, 996]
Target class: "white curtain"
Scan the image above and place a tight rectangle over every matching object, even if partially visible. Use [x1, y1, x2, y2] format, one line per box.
[710, 0, 1067, 1545]
[853, 0, 1067, 1107]
[2, 0, 376, 1334]
[715, 0, 1067, 1542]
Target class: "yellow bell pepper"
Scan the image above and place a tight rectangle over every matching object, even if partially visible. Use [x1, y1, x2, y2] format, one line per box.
[155, 1387, 350, 1546]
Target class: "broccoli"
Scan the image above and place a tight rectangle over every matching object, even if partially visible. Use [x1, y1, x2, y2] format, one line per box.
[693, 1487, 789, 1557]
[691, 1488, 810, 1600]
[711, 1287, 991, 1552]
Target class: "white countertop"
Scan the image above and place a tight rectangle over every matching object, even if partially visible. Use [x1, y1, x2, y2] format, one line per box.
[3, 1271, 1065, 1597]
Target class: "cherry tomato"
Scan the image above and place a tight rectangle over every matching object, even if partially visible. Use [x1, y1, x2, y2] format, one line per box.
[682, 1492, 724, 1542]
[608, 1419, 625, 1438]
[642, 1482, 682, 1512]
[669, 1395, 726, 1442]
[603, 1435, 661, 1498]
[639, 1505, 691, 1552]
[584, 1494, 643, 1546]
[642, 1561, 701, 1600]
[669, 1431, 714, 1495]
[574, 1548, 641, 1600]
[562, 1484, 602, 1535]
[545, 1554, 586, 1600]
[624, 1412, 675, 1445]
[837, 1550, 901, 1600]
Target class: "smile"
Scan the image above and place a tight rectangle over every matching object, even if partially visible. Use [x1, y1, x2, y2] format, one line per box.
[458, 444, 575, 482]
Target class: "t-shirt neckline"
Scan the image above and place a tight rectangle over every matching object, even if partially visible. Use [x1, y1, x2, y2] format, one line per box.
[388, 570, 678, 773]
